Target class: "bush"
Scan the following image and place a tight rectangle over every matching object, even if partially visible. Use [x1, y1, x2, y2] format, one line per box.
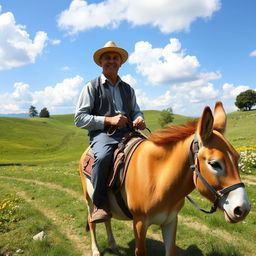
[159, 107, 174, 127]
[39, 107, 50, 118]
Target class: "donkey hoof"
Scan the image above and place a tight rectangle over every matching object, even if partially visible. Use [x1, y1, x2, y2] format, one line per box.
[92, 249, 101, 256]
[111, 244, 120, 253]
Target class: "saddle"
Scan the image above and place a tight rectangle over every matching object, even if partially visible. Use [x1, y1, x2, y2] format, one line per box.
[82, 132, 146, 218]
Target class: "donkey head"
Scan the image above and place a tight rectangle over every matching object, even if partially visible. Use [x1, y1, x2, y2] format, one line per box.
[194, 101, 250, 223]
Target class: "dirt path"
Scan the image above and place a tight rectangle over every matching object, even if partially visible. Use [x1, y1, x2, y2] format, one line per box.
[0, 176, 85, 201]
[0, 176, 90, 256]
[16, 190, 91, 256]
[242, 178, 256, 186]
[245, 175, 256, 182]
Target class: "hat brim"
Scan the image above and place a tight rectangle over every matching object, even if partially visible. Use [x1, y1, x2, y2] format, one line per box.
[93, 47, 128, 66]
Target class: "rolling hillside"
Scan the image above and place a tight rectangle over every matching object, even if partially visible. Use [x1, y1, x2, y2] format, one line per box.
[0, 109, 255, 165]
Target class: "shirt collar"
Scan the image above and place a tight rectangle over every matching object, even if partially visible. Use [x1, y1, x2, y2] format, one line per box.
[101, 73, 121, 87]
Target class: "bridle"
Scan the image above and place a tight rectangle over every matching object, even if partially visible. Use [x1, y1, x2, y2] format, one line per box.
[186, 134, 245, 214]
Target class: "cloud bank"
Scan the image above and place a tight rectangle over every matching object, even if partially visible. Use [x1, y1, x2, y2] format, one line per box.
[58, 0, 220, 34]
[0, 76, 84, 114]
[1, 37, 252, 116]
[127, 38, 252, 115]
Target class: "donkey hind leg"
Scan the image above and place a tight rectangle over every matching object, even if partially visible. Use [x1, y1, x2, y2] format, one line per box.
[104, 219, 119, 253]
[161, 216, 178, 256]
[133, 218, 148, 256]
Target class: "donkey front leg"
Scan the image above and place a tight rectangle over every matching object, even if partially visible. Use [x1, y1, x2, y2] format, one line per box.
[161, 215, 178, 256]
[133, 218, 148, 256]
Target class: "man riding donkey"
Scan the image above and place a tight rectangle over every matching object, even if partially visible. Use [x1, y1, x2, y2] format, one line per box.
[75, 41, 146, 223]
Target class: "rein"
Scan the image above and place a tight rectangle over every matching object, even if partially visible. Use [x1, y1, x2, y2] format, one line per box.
[186, 135, 245, 214]
[107, 120, 151, 136]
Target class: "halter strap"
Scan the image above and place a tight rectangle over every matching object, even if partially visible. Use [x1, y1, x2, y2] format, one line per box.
[187, 135, 245, 214]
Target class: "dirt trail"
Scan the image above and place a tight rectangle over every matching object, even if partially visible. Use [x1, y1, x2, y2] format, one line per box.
[245, 175, 256, 182]
[0, 176, 90, 256]
[16, 190, 91, 256]
[242, 178, 256, 186]
[0, 176, 84, 201]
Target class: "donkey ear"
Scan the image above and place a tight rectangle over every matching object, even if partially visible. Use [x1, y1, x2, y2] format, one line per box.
[197, 106, 213, 145]
[213, 101, 226, 134]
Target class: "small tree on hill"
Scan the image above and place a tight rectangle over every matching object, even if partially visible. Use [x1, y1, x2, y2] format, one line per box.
[29, 105, 38, 117]
[159, 107, 174, 127]
[39, 107, 50, 118]
[235, 89, 256, 111]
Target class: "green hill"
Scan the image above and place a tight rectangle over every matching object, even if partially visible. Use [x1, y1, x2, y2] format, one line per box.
[0, 110, 255, 165]
[0, 115, 88, 165]
[225, 110, 256, 150]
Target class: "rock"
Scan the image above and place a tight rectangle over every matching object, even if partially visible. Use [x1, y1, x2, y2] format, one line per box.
[33, 231, 47, 241]
[15, 249, 24, 254]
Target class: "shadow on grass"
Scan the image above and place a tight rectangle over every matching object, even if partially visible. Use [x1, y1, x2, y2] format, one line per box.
[100, 238, 241, 256]
[100, 238, 203, 255]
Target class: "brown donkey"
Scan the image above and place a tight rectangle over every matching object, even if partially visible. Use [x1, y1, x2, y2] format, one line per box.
[79, 101, 250, 256]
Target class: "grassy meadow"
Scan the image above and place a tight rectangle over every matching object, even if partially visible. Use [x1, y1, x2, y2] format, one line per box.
[0, 109, 255, 256]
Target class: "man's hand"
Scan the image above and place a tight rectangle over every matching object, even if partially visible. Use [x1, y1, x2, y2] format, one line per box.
[105, 114, 128, 127]
[133, 118, 146, 130]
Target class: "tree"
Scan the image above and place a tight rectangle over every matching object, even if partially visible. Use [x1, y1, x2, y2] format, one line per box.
[235, 90, 256, 111]
[159, 107, 174, 127]
[29, 105, 38, 117]
[39, 107, 50, 118]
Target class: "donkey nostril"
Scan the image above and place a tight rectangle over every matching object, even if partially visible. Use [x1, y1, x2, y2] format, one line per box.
[234, 206, 243, 217]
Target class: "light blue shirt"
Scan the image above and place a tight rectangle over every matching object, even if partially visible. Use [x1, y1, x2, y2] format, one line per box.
[74, 74, 144, 131]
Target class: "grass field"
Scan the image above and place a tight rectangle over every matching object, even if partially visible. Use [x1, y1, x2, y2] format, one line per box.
[0, 109, 255, 255]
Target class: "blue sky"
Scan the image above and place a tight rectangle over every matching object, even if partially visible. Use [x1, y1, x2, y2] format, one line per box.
[0, 0, 255, 116]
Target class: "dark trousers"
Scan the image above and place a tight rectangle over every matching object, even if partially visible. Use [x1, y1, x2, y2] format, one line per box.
[90, 128, 129, 207]
[91, 142, 117, 207]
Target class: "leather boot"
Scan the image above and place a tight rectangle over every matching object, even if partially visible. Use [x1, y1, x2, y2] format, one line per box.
[90, 203, 112, 223]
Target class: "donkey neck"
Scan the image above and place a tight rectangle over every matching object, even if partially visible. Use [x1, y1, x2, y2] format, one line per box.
[158, 135, 195, 200]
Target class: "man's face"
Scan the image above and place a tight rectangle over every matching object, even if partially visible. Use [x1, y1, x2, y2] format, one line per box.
[99, 52, 122, 76]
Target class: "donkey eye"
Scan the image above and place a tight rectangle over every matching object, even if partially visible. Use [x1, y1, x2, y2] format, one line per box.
[207, 160, 224, 176]
[208, 160, 222, 170]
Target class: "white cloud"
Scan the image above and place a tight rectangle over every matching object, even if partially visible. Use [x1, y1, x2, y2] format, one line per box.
[0, 11, 48, 70]
[220, 83, 251, 112]
[0, 82, 32, 113]
[127, 38, 224, 115]
[57, 0, 220, 34]
[0, 76, 84, 114]
[60, 66, 71, 71]
[128, 38, 253, 116]
[32, 76, 84, 111]
[222, 83, 250, 99]
[135, 89, 174, 110]
[50, 39, 61, 45]
[121, 74, 137, 87]
[129, 38, 200, 85]
[249, 50, 256, 57]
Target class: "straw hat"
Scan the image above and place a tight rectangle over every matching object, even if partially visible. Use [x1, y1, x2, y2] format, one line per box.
[93, 41, 128, 66]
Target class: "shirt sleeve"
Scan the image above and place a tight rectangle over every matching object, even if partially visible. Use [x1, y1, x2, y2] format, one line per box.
[130, 87, 144, 121]
[74, 82, 105, 131]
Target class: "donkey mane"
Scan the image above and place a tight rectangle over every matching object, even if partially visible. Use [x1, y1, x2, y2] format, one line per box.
[148, 120, 197, 145]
